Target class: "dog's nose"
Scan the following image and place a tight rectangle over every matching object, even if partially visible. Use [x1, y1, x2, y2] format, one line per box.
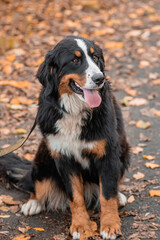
[91, 73, 104, 86]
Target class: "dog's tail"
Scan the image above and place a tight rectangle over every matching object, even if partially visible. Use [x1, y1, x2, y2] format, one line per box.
[0, 153, 34, 193]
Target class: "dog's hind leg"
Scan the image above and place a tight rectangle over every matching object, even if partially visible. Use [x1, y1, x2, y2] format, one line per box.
[21, 178, 54, 216]
[21, 193, 42, 216]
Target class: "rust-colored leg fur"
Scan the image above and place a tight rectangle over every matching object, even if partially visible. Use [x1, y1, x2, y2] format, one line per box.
[69, 175, 91, 237]
[100, 181, 121, 239]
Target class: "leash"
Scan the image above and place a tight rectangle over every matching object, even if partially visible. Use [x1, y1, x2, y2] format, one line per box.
[0, 114, 38, 157]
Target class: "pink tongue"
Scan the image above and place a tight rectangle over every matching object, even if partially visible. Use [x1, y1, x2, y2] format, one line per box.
[83, 89, 102, 108]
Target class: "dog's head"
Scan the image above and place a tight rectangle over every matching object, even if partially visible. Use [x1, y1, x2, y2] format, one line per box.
[37, 36, 106, 110]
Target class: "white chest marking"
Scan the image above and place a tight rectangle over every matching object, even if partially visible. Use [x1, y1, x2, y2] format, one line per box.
[47, 111, 95, 169]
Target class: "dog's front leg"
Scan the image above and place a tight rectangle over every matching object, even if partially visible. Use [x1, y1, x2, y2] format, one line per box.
[69, 175, 91, 239]
[99, 168, 121, 239]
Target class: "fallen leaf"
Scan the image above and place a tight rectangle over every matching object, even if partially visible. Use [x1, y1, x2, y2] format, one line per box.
[140, 107, 157, 117]
[7, 104, 24, 110]
[93, 28, 115, 36]
[139, 60, 150, 68]
[124, 87, 137, 96]
[80, 231, 95, 240]
[3, 65, 13, 75]
[13, 128, 27, 134]
[152, 79, 160, 85]
[10, 97, 34, 105]
[131, 146, 143, 154]
[154, 110, 160, 116]
[136, 120, 151, 129]
[6, 54, 16, 62]
[133, 172, 145, 180]
[143, 155, 156, 160]
[24, 153, 34, 161]
[139, 133, 150, 142]
[89, 221, 97, 232]
[126, 30, 142, 38]
[13, 235, 30, 240]
[33, 228, 45, 231]
[129, 98, 148, 106]
[18, 227, 30, 234]
[0, 206, 9, 212]
[0, 214, 10, 218]
[10, 205, 20, 213]
[149, 190, 160, 197]
[0, 231, 9, 235]
[14, 62, 24, 69]
[128, 195, 135, 203]
[145, 162, 160, 169]
[120, 96, 133, 106]
[0, 80, 30, 89]
[1, 195, 21, 205]
[105, 41, 124, 49]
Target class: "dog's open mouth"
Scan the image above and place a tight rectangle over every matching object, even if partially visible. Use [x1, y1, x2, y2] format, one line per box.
[69, 79, 102, 108]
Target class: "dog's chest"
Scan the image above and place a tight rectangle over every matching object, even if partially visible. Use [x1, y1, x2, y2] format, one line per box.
[47, 113, 95, 168]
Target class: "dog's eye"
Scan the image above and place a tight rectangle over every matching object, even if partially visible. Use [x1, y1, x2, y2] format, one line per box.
[72, 58, 80, 64]
[93, 55, 98, 62]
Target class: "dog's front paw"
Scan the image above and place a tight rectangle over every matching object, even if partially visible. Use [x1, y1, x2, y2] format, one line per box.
[70, 222, 91, 239]
[21, 199, 42, 216]
[100, 222, 121, 240]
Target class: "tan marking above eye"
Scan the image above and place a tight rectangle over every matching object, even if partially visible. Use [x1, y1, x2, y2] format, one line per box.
[90, 47, 94, 54]
[75, 51, 81, 57]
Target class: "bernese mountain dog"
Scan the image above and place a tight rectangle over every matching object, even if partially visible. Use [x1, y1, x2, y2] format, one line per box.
[0, 36, 130, 239]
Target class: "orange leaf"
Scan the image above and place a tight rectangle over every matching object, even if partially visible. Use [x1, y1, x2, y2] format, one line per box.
[0, 214, 10, 218]
[131, 146, 143, 155]
[143, 155, 156, 160]
[13, 235, 30, 240]
[14, 62, 24, 69]
[129, 98, 148, 106]
[94, 28, 115, 36]
[89, 221, 97, 232]
[10, 97, 34, 105]
[149, 190, 160, 197]
[133, 172, 145, 180]
[18, 226, 30, 234]
[152, 79, 160, 85]
[0, 80, 30, 89]
[127, 195, 135, 203]
[105, 41, 124, 49]
[0, 206, 9, 212]
[80, 33, 89, 39]
[13, 128, 27, 134]
[154, 110, 160, 116]
[3, 65, 13, 75]
[33, 228, 45, 231]
[1, 195, 21, 205]
[6, 54, 16, 62]
[124, 87, 137, 96]
[79, 221, 98, 240]
[139, 60, 150, 68]
[145, 162, 160, 169]
[136, 120, 151, 129]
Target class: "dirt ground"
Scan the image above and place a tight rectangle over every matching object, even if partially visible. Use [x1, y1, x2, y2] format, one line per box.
[0, 0, 160, 239]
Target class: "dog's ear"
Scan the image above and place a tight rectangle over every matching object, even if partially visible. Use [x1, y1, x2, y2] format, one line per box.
[36, 50, 59, 98]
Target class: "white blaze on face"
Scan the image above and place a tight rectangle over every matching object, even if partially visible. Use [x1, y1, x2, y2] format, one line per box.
[75, 39, 102, 89]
